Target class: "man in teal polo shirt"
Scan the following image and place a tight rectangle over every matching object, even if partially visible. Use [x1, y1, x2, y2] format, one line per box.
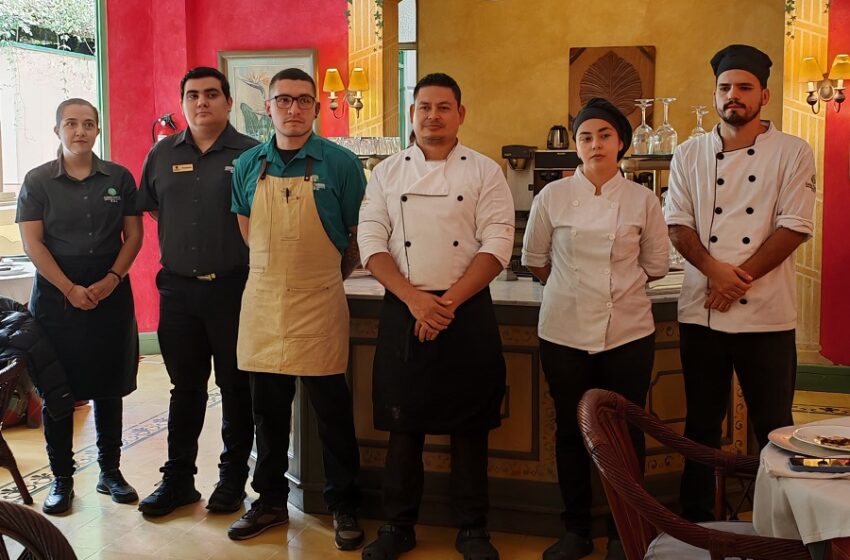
[228, 67, 366, 551]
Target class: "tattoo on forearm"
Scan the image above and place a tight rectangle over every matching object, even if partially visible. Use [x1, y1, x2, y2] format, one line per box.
[341, 240, 361, 279]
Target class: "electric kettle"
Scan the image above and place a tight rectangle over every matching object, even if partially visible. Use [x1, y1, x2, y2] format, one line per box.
[547, 125, 568, 149]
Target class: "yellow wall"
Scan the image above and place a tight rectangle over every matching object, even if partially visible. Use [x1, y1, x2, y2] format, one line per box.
[418, 0, 785, 164]
[783, 0, 829, 363]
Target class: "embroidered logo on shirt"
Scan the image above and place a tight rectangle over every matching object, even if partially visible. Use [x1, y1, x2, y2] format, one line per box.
[225, 165, 235, 173]
[103, 187, 121, 203]
[314, 183, 326, 191]
[805, 174, 817, 193]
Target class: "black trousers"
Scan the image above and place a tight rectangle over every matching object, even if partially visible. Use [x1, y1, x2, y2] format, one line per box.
[679, 323, 796, 522]
[249, 372, 361, 513]
[156, 269, 254, 483]
[43, 398, 123, 477]
[539, 333, 655, 538]
[383, 430, 490, 529]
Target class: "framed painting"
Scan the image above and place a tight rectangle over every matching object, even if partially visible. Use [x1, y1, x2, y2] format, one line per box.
[218, 49, 317, 143]
[568, 46, 656, 132]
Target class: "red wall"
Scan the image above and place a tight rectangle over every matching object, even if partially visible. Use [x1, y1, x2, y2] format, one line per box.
[106, 0, 350, 332]
[820, 1, 850, 364]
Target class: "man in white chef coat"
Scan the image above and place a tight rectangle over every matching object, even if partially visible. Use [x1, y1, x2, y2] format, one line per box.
[358, 73, 514, 560]
[665, 44, 816, 522]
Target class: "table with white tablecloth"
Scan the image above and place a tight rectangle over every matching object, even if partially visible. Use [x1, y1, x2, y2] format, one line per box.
[0, 260, 35, 304]
[754, 416, 850, 558]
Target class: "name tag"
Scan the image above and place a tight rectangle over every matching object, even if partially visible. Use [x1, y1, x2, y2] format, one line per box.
[172, 163, 194, 173]
[225, 165, 235, 173]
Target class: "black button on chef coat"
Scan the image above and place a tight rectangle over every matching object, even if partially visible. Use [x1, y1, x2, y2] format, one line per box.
[16, 155, 140, 257]
[137, 124, 258, 276]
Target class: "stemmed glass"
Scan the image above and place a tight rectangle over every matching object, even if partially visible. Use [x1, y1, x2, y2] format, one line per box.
[651, 97, 678, 154]
[689, 105, 709, 139]
[632, 99, 654, 155]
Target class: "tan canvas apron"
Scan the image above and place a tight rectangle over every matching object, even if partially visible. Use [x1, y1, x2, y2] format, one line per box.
[237, 157, 349, 375]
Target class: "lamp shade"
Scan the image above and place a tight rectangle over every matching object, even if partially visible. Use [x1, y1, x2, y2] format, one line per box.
[348, 67, 369, 92]
[828, 54, 850, 81]
[799, 57, 825, 82]
[322, 68, 345, 92]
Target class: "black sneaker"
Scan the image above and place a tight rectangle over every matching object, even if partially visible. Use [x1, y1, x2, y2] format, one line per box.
[455, 528, 499, 560]
[206, 479, 247, 513]
[96, 469, 139, 504]
[42, 476, 74, 515]
[138, 479, 201, 516]
[362, 524, 416, 560]
[542, 531, 594, 560]
[334, 511, 364, 550]
[227, 501, 289, 540]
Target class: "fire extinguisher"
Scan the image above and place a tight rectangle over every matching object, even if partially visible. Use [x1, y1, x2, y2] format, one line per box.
[151, 113, 178, 143]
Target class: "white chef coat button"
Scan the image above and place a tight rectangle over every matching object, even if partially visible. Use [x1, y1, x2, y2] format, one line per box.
[571, 230, 577, 237]
[457, 195, 463, 201]
[606, 302, 613, 309]
[748, 175, 756, 182]
[452, 240, 459, 247]
[740, 298, 749, 305]
[746, 207, 754, 214]
[747, 148, 755, 156]
[717, 178, 725, 186]
[460, 156, 467, 160]
[572, 200, 579, 207]
[401, 195, 408, 202]
[608, 234, 615, 240]
[604, 268, 610, 275]
[405, 240, 412, 247]
[710, 235, 718, 243]
[716, 152, 725, 160]
[742, 236, 751, 244]
[715, 207, 722, 214]
[405, 156, 411, 161]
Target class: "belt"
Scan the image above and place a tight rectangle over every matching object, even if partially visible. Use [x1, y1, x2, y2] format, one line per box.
[164, 267, 247, 281]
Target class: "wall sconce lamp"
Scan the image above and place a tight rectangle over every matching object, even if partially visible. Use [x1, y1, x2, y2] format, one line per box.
[799, 54, 850, 114]
[322, 67, 370, 119]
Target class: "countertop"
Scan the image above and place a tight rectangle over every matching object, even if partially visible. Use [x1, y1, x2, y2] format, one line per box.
[344, 271, 683, 307]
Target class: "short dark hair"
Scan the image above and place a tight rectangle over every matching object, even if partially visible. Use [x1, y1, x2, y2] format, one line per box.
[180, 67, 231, 99]
[55, 98, 99, 127]
[413, 73, 462, 105]
[268, 68, 317, 96]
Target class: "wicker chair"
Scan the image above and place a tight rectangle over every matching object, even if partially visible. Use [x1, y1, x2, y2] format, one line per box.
[0, 501, 76, 559]
[577, 388, 810, 560]
[0, 357, 33, 505]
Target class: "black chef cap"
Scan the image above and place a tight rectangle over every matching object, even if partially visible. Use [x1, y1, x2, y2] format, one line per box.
[571, 97, 632, 161]
[710, 44, 772, 88]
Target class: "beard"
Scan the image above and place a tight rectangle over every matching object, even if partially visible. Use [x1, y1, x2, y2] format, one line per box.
[717, 102, 760, 126]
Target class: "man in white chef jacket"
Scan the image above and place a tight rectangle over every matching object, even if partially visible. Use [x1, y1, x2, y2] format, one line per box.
[358, 73, 514, 560]
[665, 44, 816, 522]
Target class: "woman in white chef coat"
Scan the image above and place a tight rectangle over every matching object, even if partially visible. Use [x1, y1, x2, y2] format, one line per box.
[522, 98, 669, 560]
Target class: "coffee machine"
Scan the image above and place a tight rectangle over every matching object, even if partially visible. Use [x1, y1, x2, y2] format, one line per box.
[501, 144, 536, 211]
[532, 150, 582, 194]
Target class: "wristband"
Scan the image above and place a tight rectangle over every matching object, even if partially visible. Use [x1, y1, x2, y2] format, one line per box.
[107, 270, 123, 282]
[64, 284, 76, 298]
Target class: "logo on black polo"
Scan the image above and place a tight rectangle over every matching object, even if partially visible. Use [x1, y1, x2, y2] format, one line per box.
[103, 187, 121, 203]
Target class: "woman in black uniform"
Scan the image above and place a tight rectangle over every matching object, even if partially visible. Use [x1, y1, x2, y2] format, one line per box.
[17, 98, 143, 515]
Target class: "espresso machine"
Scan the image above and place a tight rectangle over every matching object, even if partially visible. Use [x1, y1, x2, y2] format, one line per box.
[501, 145, 536, 212]
[532, 150, 582, 194]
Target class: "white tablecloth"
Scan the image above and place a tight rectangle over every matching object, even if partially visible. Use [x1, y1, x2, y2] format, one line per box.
[753, 416, 850, 545]
[0, 261, 35, 304]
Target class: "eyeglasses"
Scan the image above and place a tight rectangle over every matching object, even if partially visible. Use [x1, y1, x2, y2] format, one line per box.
[269, 94, 317, 110]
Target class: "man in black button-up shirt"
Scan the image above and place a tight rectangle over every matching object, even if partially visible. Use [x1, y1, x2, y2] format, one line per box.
[137, 67, 258, 517]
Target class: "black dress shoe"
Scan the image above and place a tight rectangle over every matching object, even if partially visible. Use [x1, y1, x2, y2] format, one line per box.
[206, 478, 247, 513]
[43, 476, 74, 515]
[362, 525, 416, 560]
[456, 528, 499, 560]
[96, 469, 139, 503]
[334, 511, 365, 550]
[543, 531, 594, 560]
[138, 479, 201, 516]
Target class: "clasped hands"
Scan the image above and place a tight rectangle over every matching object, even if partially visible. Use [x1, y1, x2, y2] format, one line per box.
[66, 274, 120, 311]
[404, 289, 455, 342]
[704, 261, 753, 313]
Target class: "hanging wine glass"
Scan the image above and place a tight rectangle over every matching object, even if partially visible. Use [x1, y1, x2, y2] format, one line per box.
[651, 97, 678, 154]
[689, 105, 709, 139]
[632, 99, 654, 155]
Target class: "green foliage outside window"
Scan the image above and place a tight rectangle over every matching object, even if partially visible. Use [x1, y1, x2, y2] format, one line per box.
[0, 0, 95, 54]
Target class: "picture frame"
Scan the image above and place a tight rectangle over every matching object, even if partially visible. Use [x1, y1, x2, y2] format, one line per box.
[218, 49, 318, 143]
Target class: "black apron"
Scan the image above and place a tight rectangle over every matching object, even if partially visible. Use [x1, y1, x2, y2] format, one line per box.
[29, 254, 138, 400]
[372, 287, 506, 434]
